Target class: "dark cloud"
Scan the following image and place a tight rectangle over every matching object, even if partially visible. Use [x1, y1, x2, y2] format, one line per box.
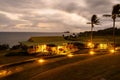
[86, 0, 113, 14]
[0, 14, 12, 24]
[55, 1, 80, 12]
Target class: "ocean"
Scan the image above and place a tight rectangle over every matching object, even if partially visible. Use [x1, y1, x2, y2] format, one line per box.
[0, 32, 68, 47]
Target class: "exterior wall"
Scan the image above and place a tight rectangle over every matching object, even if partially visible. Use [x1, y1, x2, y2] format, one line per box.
[27, 43, 78, 55]
[27, 44, 48, 54]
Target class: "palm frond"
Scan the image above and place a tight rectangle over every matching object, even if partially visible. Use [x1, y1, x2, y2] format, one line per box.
[117, 14, 120, 17]
[95, 23, 100, 25]
[87, 22, 91, 24]
[103, 14, 111, 17]
[112, 4, 120, 15]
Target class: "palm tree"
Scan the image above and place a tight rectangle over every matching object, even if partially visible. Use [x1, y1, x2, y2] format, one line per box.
[103, 4, 120, 51]
[112, 4, 120, 51]
[87, 14, 100, 44]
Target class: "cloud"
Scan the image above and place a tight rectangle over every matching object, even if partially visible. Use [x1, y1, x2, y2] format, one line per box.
[0, 0, 119, 32]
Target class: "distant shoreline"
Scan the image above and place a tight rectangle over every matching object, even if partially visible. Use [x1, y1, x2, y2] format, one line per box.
[0, 32, 67, 47]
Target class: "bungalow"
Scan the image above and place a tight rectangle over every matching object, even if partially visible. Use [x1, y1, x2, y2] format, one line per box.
[20, 36, 78, 55]
[86, 38, 113, 49]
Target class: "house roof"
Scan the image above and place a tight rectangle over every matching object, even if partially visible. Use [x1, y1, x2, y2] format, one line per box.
[20, 36, 84, 47]
[28, 36, 67, 42]
[20, 36, 69, 47]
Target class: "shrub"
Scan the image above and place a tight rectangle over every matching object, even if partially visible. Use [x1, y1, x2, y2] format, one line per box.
[73, 42, 85, 49]
[0, 44, 9, 50]
[11, 45, 21, 50]
[5, 52, 29, 56]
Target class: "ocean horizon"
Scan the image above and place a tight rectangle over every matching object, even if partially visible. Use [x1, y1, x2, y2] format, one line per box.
[0, 32, 73, 47]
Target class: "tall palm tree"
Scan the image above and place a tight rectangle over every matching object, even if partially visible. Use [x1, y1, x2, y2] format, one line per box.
[87, 14, 100, 44]
[103, 4, 120, 51]
[112, 4, 120, 51]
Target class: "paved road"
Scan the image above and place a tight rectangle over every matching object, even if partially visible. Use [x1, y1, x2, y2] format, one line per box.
[0, 54, 100, 80]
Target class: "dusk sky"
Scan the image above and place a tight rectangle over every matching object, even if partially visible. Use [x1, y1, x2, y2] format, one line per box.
[0, 0, 120, 32]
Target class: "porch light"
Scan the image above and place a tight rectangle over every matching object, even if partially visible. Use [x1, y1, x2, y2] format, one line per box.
[87, 42, 94, 48]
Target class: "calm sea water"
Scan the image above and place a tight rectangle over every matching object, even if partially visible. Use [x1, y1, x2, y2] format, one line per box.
[0, 32, 68, 47]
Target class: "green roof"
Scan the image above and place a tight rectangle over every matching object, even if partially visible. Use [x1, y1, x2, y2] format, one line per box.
[28, 36, 66, 43]
[20, 36, 85, 47]
[20, 36, 68, 47]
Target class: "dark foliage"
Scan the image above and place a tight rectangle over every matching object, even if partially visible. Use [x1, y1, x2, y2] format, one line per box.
[72, 42, 85, 49]
[91, 15, 100, 25]
[0, 44, 9, 50]
[63, 33, 78, 41]
[78, 27, 120, 36]
[11, 45, 21, 50]
[47, 44, 57, 47]
[21, 46, 28, 51]
[5, 52, 29, 56]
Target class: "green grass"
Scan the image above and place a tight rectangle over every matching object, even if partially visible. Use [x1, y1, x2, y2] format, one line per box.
[1, 54, 96, 80]
[0, 50, 35, 65]
[77, 36, 120, 45]
[1, 50, 120, 80]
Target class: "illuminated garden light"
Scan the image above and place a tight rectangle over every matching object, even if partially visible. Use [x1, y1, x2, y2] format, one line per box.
[88, 42, 92, 46]
[109, 49, 115, 53]
[0, 70, 12, 78]
[67, 54, 74, 57]
[0, 70, 7, 76]
[89, 50, 95, 55]
[38, 59, 45, 63]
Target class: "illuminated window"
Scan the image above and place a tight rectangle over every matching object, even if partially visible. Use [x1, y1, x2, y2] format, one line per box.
[99, 44, 108, 49]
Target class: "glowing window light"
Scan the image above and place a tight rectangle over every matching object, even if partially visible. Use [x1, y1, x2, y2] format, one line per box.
[41, 45, 47, 52]
[99, 44, 108, 49]
[58, 46, 63, 50]
[87, 42, 94, 48]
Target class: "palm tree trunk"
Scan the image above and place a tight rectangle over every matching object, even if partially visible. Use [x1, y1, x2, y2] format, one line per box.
[91, 23, 94, 43]
[113, 19, 115, 52]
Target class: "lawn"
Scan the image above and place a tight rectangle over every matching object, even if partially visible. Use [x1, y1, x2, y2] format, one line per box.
[31, 53, 120, 80]
[0, 50, 35, 65]
[77, 35, 120, 45]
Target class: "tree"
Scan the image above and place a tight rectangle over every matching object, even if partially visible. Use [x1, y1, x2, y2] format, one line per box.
[0, 44, 9, 50]
[103, 4, 120, 51]
[87, 14, 100, 44]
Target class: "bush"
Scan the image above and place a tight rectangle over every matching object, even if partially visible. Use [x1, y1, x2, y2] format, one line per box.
[73, 42, 85, 49]
[5, 52, 29, 56]
[11, 45, 21, 50]
[0, 44, 9, 50]
[47, 44, 57, 47]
